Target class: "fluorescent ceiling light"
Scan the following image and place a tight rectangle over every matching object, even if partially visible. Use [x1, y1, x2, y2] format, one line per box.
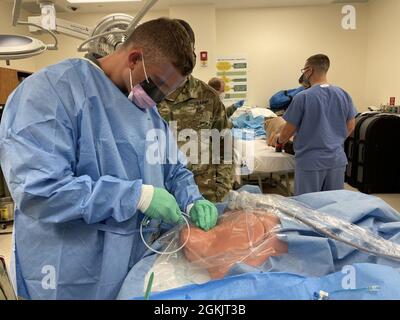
[67, 0, 142, 3]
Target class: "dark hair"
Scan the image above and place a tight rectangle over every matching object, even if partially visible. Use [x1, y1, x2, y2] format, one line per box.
[208, 77, 223, 91]
[306, 54, 330, 73]
[176, 19, 195, 45]
[123, 17, 194, 77]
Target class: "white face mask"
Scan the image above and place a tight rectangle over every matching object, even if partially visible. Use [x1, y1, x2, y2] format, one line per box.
[219, 92, 226, 100]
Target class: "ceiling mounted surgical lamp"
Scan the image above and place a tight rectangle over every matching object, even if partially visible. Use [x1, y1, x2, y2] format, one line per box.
[0, 0, 58, 65]
[0, 0, 158, 65]
[78, 0, 159, 56]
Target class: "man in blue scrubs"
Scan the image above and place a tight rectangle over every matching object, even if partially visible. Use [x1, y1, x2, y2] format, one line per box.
[0, 18, 218, 299]
[277, 54, 357, 196]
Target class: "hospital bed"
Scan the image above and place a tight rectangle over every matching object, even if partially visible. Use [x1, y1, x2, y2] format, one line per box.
[117, 190, 400, 300]
[230, 107, 295, 195]
[234, 139, 295, 195]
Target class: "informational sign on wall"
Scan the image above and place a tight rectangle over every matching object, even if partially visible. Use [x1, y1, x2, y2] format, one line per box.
[216, 56, 248, 105]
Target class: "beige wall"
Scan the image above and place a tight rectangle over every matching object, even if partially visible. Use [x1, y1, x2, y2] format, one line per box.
[32, 9, 169, 70]
[169, 5, 217, 82]
[0, 0, 36, 72]
[364, 0, 400, 108]
[24, 5, 229, 84]
[216, 4, 369, 110]
[1, 1, 398, 112]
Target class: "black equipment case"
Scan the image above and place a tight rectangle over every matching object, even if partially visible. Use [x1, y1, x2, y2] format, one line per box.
[345, 113, 400, 194]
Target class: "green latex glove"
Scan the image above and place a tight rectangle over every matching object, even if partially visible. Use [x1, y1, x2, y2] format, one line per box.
[144, 188, 182, 225]
[190, 200, 218, 231]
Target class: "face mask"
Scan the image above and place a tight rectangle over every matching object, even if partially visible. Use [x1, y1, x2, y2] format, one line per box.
[299, 69, 312, 89]
[128, 54, 166, 109]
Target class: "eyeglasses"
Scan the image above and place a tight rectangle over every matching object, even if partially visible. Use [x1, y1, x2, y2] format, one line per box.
[301, 67, 310, 73]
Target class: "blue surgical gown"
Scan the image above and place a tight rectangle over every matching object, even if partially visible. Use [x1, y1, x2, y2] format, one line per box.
[0, 59, 203, 300]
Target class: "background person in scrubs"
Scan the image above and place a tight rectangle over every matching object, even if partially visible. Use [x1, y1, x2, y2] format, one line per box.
[276, 54, 357, 196]
[0, 18, 217, 300]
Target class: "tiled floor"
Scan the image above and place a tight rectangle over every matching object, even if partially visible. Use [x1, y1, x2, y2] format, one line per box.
[344, 184, 400, 212]
[264, 176, 400, 213]
[375, 194, 400, 212]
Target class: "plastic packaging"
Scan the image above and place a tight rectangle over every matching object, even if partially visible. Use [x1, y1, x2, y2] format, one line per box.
[140, 191, 400, 294]
[180, 210, 287, 279]
[227, 191, 400, 261]
[142, 208, 287, 293]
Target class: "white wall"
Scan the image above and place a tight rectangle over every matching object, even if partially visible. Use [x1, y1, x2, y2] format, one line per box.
[0, 0, 36, 71]
[216, 4, 369, 110]
[364, 0, 400, 107]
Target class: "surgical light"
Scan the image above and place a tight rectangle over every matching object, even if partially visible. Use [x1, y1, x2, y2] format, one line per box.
[0, 0, 57, 65]
[0, 35, 46, 60]
[77, 0, 158, 55]
[0, 0, 158, 64]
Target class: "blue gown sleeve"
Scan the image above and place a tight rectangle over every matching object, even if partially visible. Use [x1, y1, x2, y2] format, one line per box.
[163, 126, 203, 211]
[0, 74, 142, 225]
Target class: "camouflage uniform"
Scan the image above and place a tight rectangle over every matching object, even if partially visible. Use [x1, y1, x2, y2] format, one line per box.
[158, 75, 234, 202]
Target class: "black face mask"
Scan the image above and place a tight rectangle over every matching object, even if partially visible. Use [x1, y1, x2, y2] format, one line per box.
[299, 71, 312, 89]
[140, 78, 166, 104]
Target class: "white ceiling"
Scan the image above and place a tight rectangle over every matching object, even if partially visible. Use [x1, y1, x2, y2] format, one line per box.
[9, 0, 369, 14]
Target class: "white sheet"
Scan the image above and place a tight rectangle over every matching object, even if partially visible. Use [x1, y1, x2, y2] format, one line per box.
[234, 139, 295, 176]
[231, 106, 277, 120]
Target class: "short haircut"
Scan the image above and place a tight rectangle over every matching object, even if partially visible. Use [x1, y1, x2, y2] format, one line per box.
[176, 19, 195, 45]
[306, 54, 330, 73]
[208, 77, 223, 91]
[123, 18, 194, 77]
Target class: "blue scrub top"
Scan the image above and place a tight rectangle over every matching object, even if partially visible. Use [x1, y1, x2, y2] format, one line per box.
[283, 84, 357, 171]
[0, 59, 203, 299]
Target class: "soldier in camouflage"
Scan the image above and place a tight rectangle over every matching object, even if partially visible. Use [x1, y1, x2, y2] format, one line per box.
[157, 20, 233, 203]
[158, 74, 233, 202]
